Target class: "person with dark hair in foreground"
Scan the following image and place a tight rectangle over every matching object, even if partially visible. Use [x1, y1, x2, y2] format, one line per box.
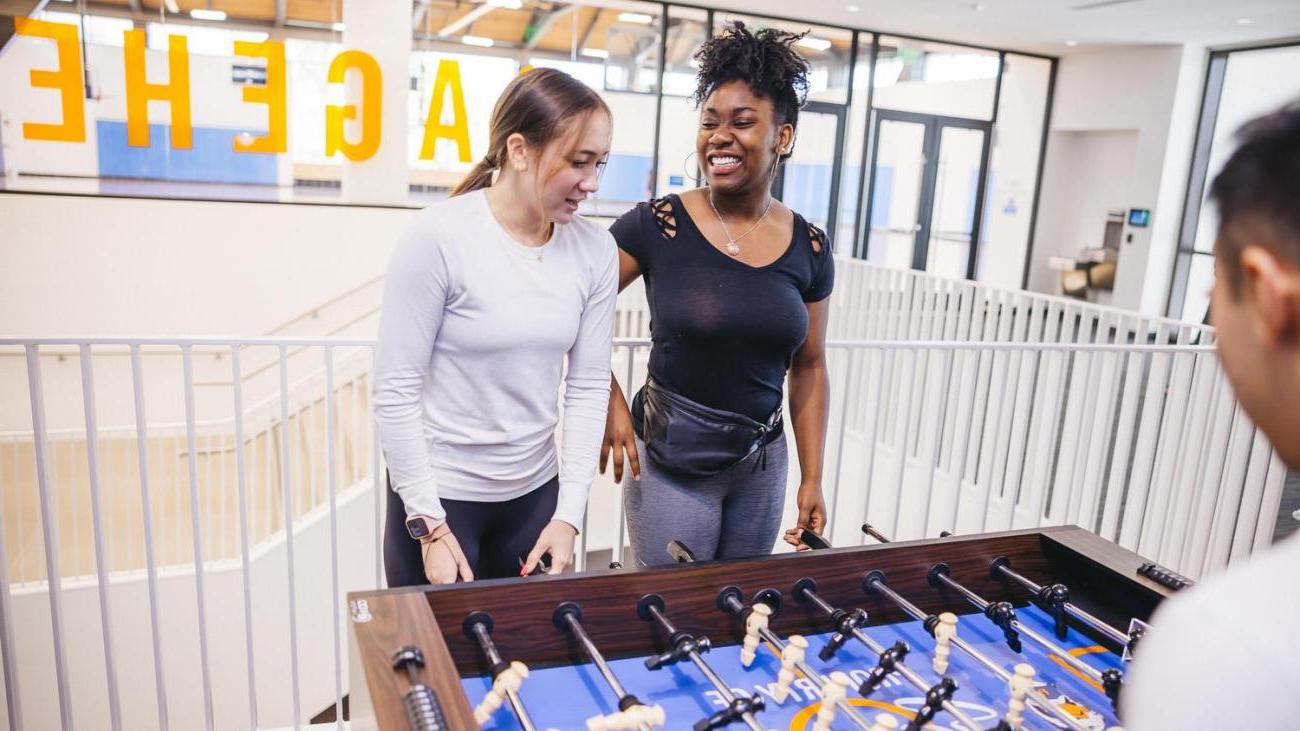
[1123, 103, 1300, 728]
[602, 23, 834, 565]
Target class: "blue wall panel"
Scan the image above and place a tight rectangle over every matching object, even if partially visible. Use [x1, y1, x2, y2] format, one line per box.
[96, 121, 277, 185]
[599, 153, 652, 203]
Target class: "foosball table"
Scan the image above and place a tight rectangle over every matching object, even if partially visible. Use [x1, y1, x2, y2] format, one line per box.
[346, 526, 1182, 731]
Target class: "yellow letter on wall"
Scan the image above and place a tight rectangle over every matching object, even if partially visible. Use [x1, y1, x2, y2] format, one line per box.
[324, 50, 382, 161]
[14, 18, 85, 142]
[232, 40, 287, 154]
[419, 59, 471, 162]
[123, 28, 192, 149]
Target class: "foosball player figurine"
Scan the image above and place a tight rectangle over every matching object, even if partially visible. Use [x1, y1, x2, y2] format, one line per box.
[740, 602, 772, 667]
[1002, 663, 1036, 730]
[473, 661, 529, 725]
[868, 714, 899, 731]
[773, 634, 808, 703]
[812, 671, 852, 731]
[931, 612, 958, 674]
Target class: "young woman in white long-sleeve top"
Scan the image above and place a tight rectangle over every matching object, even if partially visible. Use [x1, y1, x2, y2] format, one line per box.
[373, 68, 618, 585]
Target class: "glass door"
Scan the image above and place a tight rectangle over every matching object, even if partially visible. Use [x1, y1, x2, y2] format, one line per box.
[863, 116, 928, 268]
[864, 110, 992, 278]
[926, 124, 988, 278]
[773, 101, 847, 245]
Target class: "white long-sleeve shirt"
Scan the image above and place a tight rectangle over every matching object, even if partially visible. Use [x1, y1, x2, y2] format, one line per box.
[372, 189, 618, 529]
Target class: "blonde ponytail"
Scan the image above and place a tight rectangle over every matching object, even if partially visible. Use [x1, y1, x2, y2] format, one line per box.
[451, 153, 499, 196]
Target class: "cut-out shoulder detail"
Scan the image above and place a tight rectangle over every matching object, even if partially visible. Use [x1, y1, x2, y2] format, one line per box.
[651, 196, 678, 240]
[807, 221, 827, 254]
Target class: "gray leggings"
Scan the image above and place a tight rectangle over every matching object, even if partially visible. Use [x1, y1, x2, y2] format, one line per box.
[624, 435, 788, 567]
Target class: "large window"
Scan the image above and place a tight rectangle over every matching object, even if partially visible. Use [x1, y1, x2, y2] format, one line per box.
[0, 1, 1055, 271]
[1168, 43, 1300, 321]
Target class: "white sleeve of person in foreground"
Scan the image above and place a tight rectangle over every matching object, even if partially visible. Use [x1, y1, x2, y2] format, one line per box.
[552, 239, 619, 531]
[371, 219, 449, 523]
[1121, 533, 1300, 730]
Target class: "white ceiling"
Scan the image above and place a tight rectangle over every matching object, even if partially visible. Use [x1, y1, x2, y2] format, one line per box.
[696, 0, 1300, 55]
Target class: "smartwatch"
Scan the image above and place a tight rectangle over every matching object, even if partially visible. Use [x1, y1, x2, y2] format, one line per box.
[405, 515, 440, 541]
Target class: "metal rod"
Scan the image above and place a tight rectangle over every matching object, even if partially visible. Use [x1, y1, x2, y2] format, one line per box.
[27, 346, 74, 731]
[797, 584, 983, 731]
[470, 622, 539, 731]
[934, 572, 990, 610]
[181, 347, 216, 731]
[0, 421, 25, 731]
[230, 347, 260, 729]
[718, 594, 874, 730]
[130, 344, 170, 731]
[561, 613, 652, 731]
[827, 350, 859, 539]
[934, 571, 1111, 684]
[646, 605, 763, 731]
[278, 346, 303, 728]
[863, 576, 1090, 731]
[765, 627, 875, 730]
[78, 345, 123, 731]
[324, 348, 344, 729]
[994, 562, 1130, 647]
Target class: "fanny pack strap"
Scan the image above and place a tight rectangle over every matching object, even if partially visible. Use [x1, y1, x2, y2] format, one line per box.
[753, 405, 782, 472]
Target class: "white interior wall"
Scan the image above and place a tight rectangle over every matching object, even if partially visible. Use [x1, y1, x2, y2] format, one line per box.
[0, 193, 411, 337]
[1029, 129, 1138, 296]
[1029, 44, 1206, 313]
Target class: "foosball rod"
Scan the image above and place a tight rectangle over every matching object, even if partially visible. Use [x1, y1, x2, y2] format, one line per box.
[929, 565, 1123, 704]
[784, 581, 983, 731]
[859, 573, 1090, 731]
[464, 613, 539, 731]
[554, 602, 656, 731]
[639, 596, 765, 731]
[861, 523, 891, 544]
[716, 588, 877, 731]
[989, 556, 1131, 649]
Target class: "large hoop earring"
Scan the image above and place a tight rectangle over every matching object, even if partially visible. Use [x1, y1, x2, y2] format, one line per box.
[683, 151, 703, 187]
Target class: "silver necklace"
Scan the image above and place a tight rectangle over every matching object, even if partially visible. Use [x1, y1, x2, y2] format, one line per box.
[706, 189, 773, 256]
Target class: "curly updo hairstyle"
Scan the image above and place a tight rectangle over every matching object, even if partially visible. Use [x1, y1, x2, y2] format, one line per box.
[691, 21, 812, 161]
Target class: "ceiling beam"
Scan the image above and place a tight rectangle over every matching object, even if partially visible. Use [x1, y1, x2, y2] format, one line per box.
[524, 4, 578, 50]
[438, 4, 496, 38]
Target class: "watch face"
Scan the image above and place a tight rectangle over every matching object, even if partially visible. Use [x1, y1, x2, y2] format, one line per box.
[406, 516, 430, 539]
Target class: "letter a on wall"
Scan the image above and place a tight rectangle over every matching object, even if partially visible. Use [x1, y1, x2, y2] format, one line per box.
[419, 59, 472, 162]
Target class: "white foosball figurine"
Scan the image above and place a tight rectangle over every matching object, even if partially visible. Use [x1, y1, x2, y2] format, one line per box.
[932, 612, 958, 674]
[1003, 663, 1036, 729]
[740, 603, 772, 667]
[813, 671, 851, 731]
[868, 713, 899, 731]
[773, 634, 809, 703]
[586, 703, 666, 731]
[474, 661, 530, 725]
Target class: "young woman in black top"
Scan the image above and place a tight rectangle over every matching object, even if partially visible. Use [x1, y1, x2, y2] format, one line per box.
[601, 23, 834, 565]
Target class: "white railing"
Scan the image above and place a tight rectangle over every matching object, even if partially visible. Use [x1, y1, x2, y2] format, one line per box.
[0, 327, 1285, 730]
[615, 260, 1216, 346]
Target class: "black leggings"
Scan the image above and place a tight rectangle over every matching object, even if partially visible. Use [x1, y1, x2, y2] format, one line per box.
[383, 473, 559, 587]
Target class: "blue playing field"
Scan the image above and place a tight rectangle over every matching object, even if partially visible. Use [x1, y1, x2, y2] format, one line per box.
[464, 604, 1123, 730]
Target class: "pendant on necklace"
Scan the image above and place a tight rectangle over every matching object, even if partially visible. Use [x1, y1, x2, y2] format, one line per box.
[725, 241, 741, 256]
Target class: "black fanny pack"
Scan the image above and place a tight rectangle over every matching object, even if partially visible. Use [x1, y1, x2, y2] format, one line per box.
[630, 379, 782, 478]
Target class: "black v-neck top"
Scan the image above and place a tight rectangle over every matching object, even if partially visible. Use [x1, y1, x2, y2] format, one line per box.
[610, 193, 835, 421]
